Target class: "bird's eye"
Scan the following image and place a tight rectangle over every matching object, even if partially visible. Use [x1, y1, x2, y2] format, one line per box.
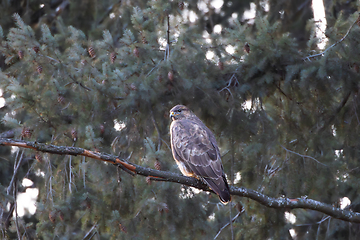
[177, 109, 182, 112]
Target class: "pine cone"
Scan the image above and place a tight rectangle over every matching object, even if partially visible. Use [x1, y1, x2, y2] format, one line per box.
[49, 210, 57, 223]
[110, 52, 117, 63]
[244, 42, 250, 53]
[100, 124, 105, 135]
[218, 61, 224, 70]
[154, 160, 161, 170]
[146, 176, 151, 185]
[21, 128, 32, 138]
[133, 47, 139, 58]
[35, 152, 43, 163]
[88, 46, 96, 58]
[33, 46, 40, 53]
[57, 95, 65, 105]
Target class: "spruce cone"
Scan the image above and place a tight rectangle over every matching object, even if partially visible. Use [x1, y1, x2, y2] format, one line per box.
[49, 210, 57, 223]
[100, 124, 105, 135]
[133, 47, 139, 58]
[35, 152, 43, 163]
[154, 160, 161, 170]
[244, 42, 250, 53]
[21, 128, 32, 138]
[110, 52, 117, 63]
[88, 46, 96, 58]
[146, 176, 151, 185]
[33, 46, 40, 53]
[57, 95, 65, 105]
[218, 61, 224, 70]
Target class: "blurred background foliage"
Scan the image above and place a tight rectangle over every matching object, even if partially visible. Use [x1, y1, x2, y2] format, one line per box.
[1, 0, 360, 239]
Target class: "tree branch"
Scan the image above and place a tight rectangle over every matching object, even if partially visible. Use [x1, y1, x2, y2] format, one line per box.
[1, 138, 360, 223]
[303, 15, 359, 61]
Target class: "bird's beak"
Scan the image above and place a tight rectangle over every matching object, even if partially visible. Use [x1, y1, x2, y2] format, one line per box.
[169, 111, 176, 120]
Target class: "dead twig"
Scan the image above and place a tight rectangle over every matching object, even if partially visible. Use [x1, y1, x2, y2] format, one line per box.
[214, 209, 245, 239]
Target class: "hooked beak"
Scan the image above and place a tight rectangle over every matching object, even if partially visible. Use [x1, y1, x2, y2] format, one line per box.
[169, 111, 177, 120]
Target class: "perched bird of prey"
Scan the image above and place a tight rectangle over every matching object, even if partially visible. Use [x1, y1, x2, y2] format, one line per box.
[169, 105, 231, 204]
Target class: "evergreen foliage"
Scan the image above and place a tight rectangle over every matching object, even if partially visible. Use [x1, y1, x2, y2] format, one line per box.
[1, 0, 360, 239]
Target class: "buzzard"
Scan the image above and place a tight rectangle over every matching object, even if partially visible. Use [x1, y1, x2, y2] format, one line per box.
[169, 105, 231, 204]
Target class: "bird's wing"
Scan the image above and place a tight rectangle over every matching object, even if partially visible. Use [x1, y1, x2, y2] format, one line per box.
[170, 119, 230, 202]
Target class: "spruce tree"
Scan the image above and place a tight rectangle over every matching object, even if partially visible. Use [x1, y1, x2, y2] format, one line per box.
[1, 0, 360, 239]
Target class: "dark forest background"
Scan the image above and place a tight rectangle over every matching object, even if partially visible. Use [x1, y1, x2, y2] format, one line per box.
[1, 0, 360, 239]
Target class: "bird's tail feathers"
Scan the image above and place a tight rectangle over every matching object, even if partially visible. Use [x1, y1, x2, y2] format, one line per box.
[203, 177, 231, 204]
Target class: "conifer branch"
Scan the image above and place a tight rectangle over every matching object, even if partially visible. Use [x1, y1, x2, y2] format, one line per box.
[303, 16, 359, 61]
[1, 137, 360, 223]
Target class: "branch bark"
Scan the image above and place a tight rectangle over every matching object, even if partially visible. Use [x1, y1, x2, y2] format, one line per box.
[1, 138, 360, 223]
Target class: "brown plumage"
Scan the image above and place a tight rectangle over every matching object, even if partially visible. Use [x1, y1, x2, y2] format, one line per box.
[169, 105, 231, 204]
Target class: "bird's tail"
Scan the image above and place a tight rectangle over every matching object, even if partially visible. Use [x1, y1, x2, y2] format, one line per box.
[203, 176, 231, 204]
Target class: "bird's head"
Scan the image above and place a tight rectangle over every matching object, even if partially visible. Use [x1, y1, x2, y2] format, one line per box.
[169, 105, 192, 121]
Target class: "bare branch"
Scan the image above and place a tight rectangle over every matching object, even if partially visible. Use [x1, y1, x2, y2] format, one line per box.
[280, 145, 327, 167]
[1, 138, 360, 223]
[82, 222, 98, 240]
[214, 208, 245, 239]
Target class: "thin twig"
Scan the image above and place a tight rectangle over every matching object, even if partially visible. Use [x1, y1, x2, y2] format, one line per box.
[280, 145, 327, 167]
[146, 59, 163, 77]
[161, 138, 171, 151]
[39, 54, 60, 63]
[13, 180, 20, 240]
[214, 209, 245, 239]
[7, 149, 20, 194]
[82, 222, 98, 240]
[166, 14, 170, 59]
[295, 215, 331, 227]
[82, 156, 86, 188]
[69, 156, 72, 193]
[352, 95, 360, 126]
[303, 16, 359, 61]
[68, 75, 92, 91]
